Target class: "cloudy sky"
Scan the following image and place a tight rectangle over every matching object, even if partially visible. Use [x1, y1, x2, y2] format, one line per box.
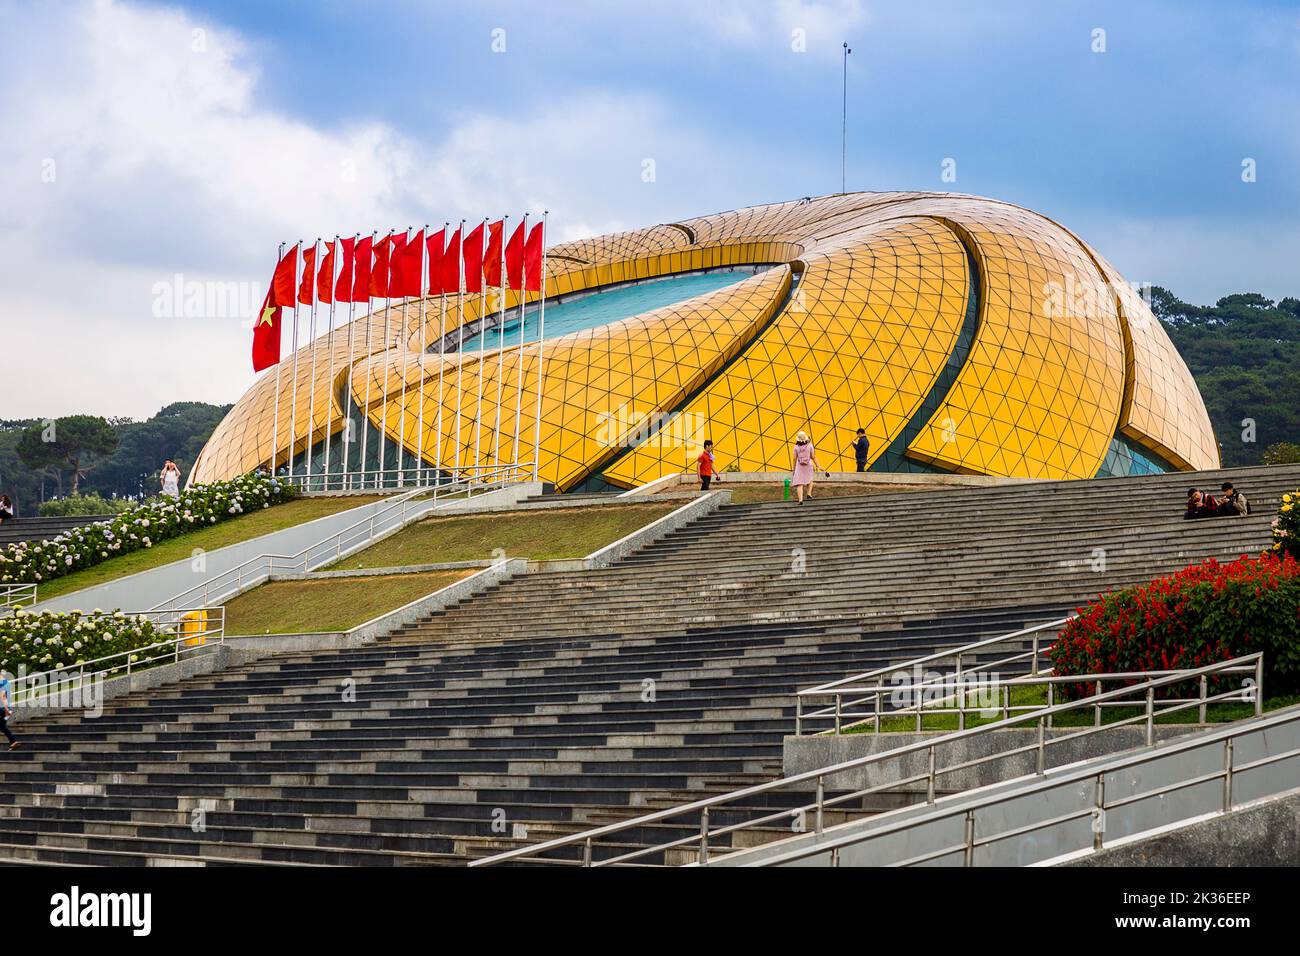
[1, 0, 1297, 419]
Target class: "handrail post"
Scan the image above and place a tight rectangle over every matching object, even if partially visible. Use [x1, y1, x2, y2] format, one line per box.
[698, 807, 710, 864]
[1199, 675, 1207, 724]
[955, 652, 965, 731]
[815, 776, 825, 834]
[1030, 632, 1039, 676]
[874, 676, 882, 733]
[1036, 716, 1046, 775]
[1046, 681, 1054, 729]
[1094, 679, 1102, 727]
[926, 747, 936, 804]
[1254, 656, 1263, 718]
[583, 836, 593, 867]
[795, 696, 803, 736]
[834, 694, 841, 734]
[963, 810, 975, 866]
[1093, 773, 1106, 851]
[1145, 686, 1155, 745]
[1223, 738, 1234, 812]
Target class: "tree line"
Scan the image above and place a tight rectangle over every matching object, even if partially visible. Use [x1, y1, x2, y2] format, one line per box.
[0, 402, 230, 514]
[1150, 288, 1300, 467]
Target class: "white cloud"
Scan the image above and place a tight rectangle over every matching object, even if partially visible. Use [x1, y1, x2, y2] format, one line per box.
[0, 0, 806, 419]
[686, 0, 868, 57]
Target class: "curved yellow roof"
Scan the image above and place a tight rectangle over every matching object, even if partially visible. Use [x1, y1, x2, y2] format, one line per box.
[191, 192, 1218, 489]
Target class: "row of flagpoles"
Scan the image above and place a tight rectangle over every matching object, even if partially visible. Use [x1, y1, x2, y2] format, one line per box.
[252, 215, 547, 491]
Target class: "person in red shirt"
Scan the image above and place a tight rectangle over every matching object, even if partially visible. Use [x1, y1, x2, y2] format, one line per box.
[696, 440, 722, 491]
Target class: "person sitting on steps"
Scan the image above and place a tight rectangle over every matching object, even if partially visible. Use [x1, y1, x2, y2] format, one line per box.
[1184, 487, 1217, 519]
[1214, 481, 1251, 517]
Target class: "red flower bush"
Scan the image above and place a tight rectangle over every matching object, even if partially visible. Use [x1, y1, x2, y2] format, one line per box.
[1050, 553, 1300, 699]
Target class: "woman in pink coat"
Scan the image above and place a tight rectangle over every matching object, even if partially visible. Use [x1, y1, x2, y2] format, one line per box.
[790, 431, 820, 504]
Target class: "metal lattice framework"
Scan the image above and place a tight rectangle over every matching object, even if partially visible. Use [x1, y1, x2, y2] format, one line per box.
[192, 192, 1218, 491]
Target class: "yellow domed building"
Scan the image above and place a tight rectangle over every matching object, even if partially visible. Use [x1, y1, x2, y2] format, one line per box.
[190, 192, 1218, 492]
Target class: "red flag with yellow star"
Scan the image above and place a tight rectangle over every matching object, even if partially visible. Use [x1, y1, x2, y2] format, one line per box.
[252, 244, 298, 372]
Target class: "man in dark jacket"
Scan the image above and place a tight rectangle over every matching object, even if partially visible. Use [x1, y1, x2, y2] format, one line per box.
[1216, 482, 1250, 517]
[851, 429, 870, 473]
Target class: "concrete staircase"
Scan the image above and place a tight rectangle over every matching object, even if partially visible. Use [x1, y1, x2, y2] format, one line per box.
[0, 514, 117, 548]
[0, 464, 1294, 865]
[0, 608, 1045, 865]
[389, 464, 1298, 646]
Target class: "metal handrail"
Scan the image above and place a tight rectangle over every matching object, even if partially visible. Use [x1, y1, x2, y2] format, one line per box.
[282, 462, 534, 493]
[469, 654, 1263, 867]
[751, 678, 1293, 868]
[795, 616, 1072, 735]
[0, 583, 38, 612]
[148, 464, 529, 612]
[9, 606, 224, 706]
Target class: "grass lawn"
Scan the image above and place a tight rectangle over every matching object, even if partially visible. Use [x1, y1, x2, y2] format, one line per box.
[223, 570, 468, 635]
[844, 685, 1299, 734]
[329, 502, 681, 568]
[30, 495, 387, 603]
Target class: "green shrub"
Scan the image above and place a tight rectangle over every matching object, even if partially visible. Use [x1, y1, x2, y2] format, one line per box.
[0, 475, 297, 587]
[1050, 554, 1300, 698]
[37, 493, 134, 518]
[0, 608, 170, 676]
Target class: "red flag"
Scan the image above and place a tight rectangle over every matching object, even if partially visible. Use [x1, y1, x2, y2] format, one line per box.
[440, 227, 462, 294]
[463, 222, 484, 294]
[504, 221, 526, 290]
[252, 244, 298, 372]
[297, 245, 316, 305]
[391, 229, 424, 297]
[386, 232, 408, 297]
[351, 235, 373, 303]
[426, 228, 446, 295]
[370, 234, 392, 298]
[524, 221, 544, 292]
[271, 243, 298, 307]
[484, 220, 504, 287]
[335, 236, 356, 302]
[317, 241, 335, 305]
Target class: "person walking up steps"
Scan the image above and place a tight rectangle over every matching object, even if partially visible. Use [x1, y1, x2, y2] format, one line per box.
[695, 440, 722, 491]
[791, 431, 821, 504]
[0, 671, 18, 751]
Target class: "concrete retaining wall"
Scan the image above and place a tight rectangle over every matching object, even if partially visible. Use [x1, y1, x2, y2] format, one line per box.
[783, 726, 1205, 794]
[1064, 788, 1300, 866]
[344, 558, 527, 643]
[582, 490, 730, 569]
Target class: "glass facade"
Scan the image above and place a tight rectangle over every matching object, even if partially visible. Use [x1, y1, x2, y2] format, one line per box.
[192, 192, 1219, 491]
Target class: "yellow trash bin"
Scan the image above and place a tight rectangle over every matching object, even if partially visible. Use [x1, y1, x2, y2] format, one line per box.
[179, 609, 212, 646]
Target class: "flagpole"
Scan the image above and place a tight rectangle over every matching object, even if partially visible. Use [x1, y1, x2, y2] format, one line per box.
[343, 234, 359, 490]
[416, 225, 429, 485]
[322, 236, 338, 490]
[288, 238, 303, 483]
[531, 212, 548, 483]
[473, 218, 487, 484]
[304, 238, 320, 490]
[434, 223, 449, 487]
[453, 219, 466, 483]
[394, 226, 413, 488]
[359, 231, 377, 489]
[378, 230, 394, 489]
[492, 216, 508, 473]
[512, 214, 529, 472]
[270, 241, 285, 476]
